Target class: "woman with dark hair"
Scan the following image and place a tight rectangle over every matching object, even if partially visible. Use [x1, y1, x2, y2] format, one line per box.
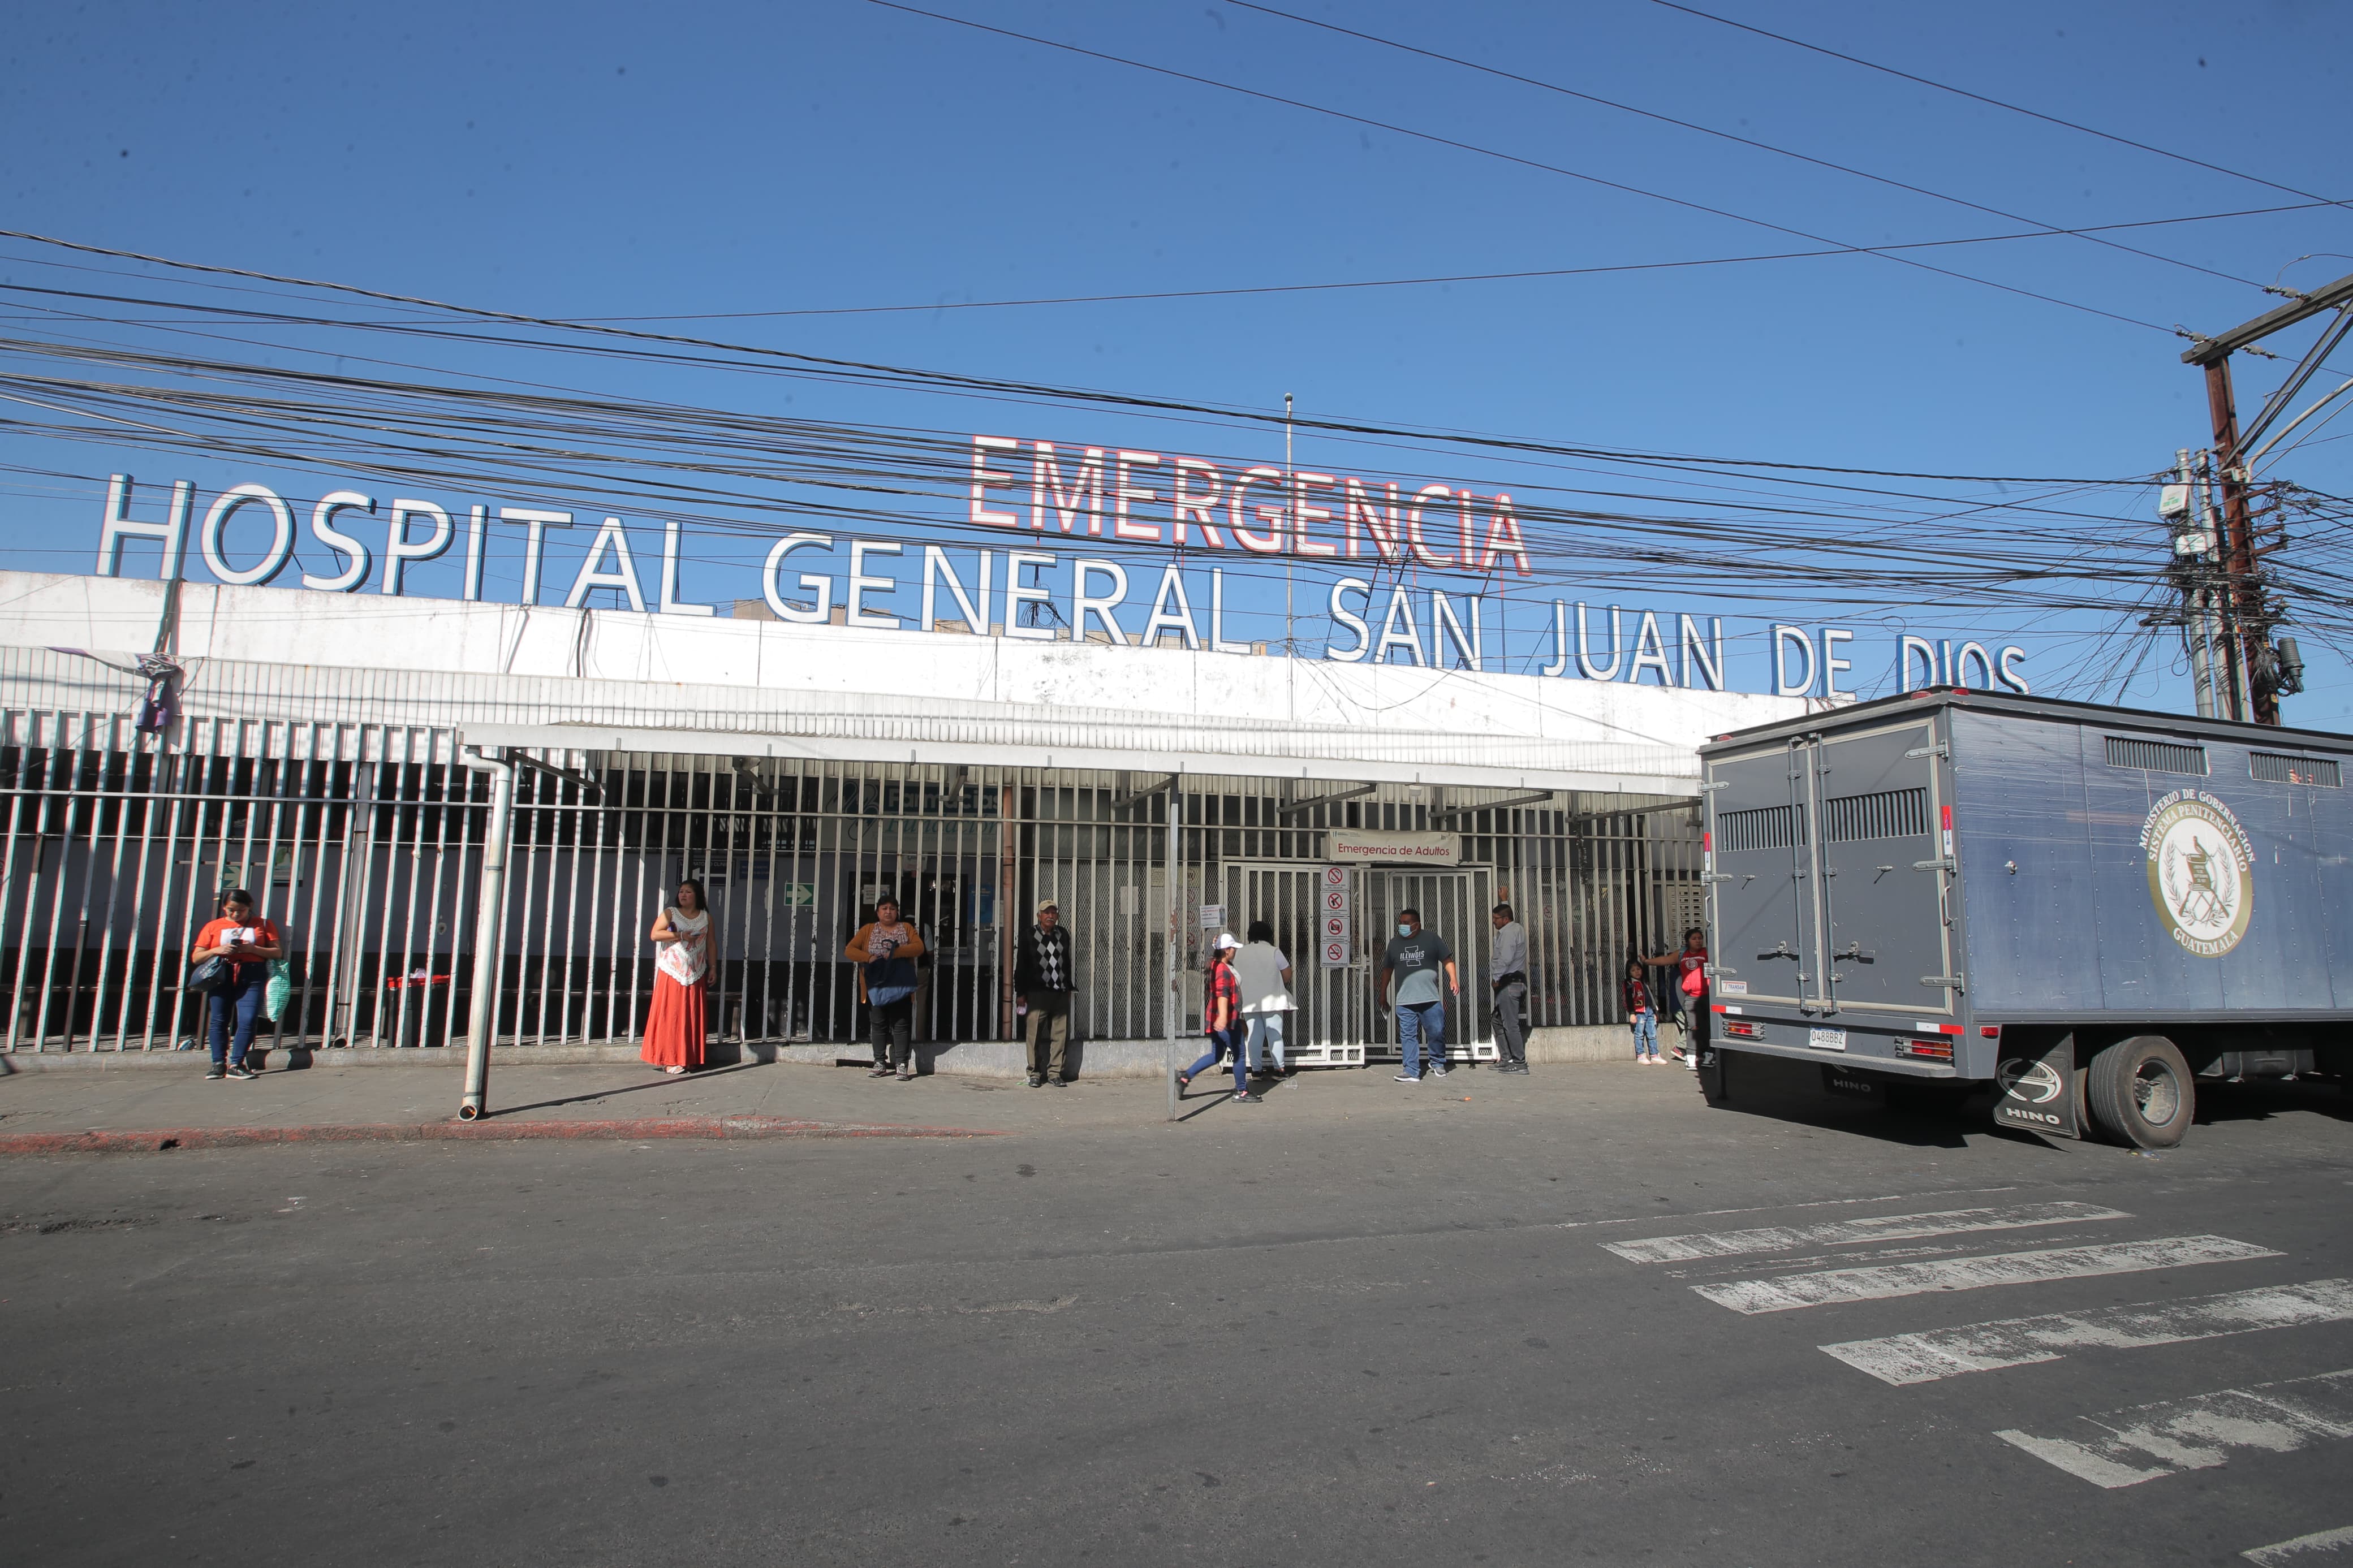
[1175, 933, 1253, 1102]
[1640, 926, 1711, 1070]
[642, 878, 712, 1075]
[1231, 917, 1294, 1078]
[189, 887, 281, 1080]
[846, 896, 926, 1081]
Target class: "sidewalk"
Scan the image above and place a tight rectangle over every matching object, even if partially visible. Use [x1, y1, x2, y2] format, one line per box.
[0, 1053, 1675, 1154]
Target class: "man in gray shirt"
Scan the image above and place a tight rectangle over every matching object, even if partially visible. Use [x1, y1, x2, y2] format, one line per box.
[1380, 908, 1456, 1082]
[1488, 902, 1530, 1075]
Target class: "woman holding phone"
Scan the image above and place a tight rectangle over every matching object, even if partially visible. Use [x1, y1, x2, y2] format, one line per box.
[190, 888, 281, 1080]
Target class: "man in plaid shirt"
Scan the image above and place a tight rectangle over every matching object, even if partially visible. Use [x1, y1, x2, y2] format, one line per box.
[1015, 899, 1075, 1086]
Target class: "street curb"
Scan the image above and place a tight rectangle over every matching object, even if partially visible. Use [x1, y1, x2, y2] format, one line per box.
[0, 1115, 1009, 1156]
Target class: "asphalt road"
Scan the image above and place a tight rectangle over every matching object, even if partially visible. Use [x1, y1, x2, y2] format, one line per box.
[6, 1057, 2350, 1567]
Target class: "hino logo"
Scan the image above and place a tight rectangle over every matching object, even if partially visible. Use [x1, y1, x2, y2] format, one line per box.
[2001, 1107, 2063, 1127]
[1997, 1056, 2065, 1105]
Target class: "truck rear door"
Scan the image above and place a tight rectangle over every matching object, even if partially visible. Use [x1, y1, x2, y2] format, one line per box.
[1812, 715, 1955, 1022]
[1706, 740, 1817, 1011]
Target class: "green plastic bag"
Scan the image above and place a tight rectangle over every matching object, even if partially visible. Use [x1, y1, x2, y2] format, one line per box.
[264, 957, 291, 1023]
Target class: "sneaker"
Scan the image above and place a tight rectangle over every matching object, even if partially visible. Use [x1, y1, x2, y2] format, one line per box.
[1393, 1072, 1422, 1083]
[225, 1062, 256, 1081]
[1686, 1055, 1700, 1071]
[1026, 1074, 1045, 1087]
[1428, 1066, 1450, 1080]
[896, 1069, 914, 1082]
[204, 1063, 226, 1080]
[1175, 1070, 1192, 1090]
[1047, 1076, 1067, 1087]
[867, 1065, 893, 1078]
[1232, 1091, 1261, 1103]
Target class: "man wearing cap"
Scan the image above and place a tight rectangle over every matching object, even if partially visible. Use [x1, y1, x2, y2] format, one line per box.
[1014, 898, 1075, 1087]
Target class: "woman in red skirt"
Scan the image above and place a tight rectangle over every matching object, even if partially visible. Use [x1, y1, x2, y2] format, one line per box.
[641, 878, 712, 1074]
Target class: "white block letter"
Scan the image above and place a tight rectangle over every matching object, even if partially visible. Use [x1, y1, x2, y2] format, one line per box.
[200, 483, 295, 588]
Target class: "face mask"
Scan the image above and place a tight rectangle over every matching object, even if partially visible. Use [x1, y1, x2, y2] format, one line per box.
[1397, 923, 1412, 937]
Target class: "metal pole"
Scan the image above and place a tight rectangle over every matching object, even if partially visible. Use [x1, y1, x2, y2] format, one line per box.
[2201, 358, 2270, 723]
[456, 745, 514, 1120]
[1283, 394, 1295, 656]
[1166, 774, 1181, 1121]
[2192, 452, 2227, 721]
[2175, 450, 2216, 719]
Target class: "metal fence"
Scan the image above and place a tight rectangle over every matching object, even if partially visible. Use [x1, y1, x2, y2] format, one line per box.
[0, 707, 1701, 1055]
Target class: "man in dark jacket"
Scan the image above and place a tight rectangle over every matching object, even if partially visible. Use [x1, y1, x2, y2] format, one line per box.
[1013, 898, 1074, 1086]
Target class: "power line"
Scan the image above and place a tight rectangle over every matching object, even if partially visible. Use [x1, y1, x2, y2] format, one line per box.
[1221, 0, 2271, 293]
[1649, 0, 2353, 213]
[0, 236, 2171, 486]
[859, 1, 2174, 335]
[6, 200, 2321, 328]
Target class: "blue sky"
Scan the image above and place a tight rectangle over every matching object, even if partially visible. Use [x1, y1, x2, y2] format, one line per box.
[2, 1, 2348, 722]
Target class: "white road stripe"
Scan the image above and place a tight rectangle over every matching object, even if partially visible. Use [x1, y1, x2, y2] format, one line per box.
[1693, 1235, 2280, 1315]
[1607, 1200, 2128, 1264]
[1820, 1278, 2353, 1384]
[1997, 1368, 2353, 1489]
[1551, 1186, 2023, 1232]
[2246, 1526, 2353, 1565]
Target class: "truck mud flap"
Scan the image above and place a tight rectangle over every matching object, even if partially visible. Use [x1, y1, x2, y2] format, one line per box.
[1994, 1036, 2079, 1138]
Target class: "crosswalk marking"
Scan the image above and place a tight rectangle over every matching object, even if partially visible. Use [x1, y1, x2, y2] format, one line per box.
[1693, 1234, 2280, 1315]
[1819, 1278, 2353, 1384]
[1605, 1200, 2129, 1264]
[2244, 1526, 2353, 1565]
[1997, 1368, 2353, 1489]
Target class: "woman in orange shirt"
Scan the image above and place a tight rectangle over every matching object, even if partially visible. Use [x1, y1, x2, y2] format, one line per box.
[190, 887, 281, 1080]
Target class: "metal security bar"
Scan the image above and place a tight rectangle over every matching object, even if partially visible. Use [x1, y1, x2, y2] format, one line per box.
[0, 707, 1701, 1055]
[0, 711, 480, 1055]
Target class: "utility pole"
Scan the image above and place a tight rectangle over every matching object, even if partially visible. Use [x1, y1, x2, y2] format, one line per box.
[2164, 450, 2217, 719]
[2197, 360, 2265, 722]
[1283, 392, 1295, 656]
[2180, 268, 2353, 726]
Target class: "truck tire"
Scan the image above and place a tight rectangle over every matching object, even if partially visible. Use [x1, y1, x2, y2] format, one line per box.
[2083, 1035, 2194, 1149]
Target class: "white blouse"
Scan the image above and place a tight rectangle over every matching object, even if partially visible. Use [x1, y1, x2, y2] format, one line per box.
[656, 906, 709, 986]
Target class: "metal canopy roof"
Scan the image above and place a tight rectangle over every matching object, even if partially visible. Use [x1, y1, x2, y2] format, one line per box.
[460, 719, 1697, 797]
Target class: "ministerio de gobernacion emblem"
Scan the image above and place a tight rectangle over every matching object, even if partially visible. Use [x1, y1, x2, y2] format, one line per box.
[2141, 790, 2255, 957]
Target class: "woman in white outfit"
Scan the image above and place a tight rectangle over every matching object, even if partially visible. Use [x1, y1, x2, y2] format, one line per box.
[1231, 919, 1294, 1078]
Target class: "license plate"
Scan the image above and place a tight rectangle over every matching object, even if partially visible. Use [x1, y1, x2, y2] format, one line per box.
[1808, 1027, 1848, 1052]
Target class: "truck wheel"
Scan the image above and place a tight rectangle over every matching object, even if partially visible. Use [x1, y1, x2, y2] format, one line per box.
[2084, 1035, 2194, 1149]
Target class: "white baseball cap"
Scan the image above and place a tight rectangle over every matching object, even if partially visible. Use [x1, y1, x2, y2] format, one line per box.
[1212, 931, 1240, 950]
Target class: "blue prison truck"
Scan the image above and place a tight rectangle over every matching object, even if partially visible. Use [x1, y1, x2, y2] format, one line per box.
[1696, 689, 2351, 1147]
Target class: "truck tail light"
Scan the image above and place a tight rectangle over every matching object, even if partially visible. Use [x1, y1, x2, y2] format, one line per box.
[1979, 1025, 2001, 1039]
[1901, 1039, 1953, 1061]
[1722, 1020, 1762, 1039]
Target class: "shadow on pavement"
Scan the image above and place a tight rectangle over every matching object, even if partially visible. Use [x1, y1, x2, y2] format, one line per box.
[1704, 1052, 1981, 1150]
[494, 1060, 764, 1117]
[2192, 1075, 2352, 1127]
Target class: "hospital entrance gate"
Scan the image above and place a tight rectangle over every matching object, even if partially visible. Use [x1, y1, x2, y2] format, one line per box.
[1215, 863, 1495, 1068]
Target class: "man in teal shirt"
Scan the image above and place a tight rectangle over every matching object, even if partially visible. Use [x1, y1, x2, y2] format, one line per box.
[1381, 908, 1458, 1082]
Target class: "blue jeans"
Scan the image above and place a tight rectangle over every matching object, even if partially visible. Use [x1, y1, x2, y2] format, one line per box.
[208, 971, 267, 1066]
[1630, 1010, 1659, 1057]
[1183, 1027, 1247, 1096]
[1244, 1012, 1285, 1073]
[1397, 1000, 1447, 1076]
